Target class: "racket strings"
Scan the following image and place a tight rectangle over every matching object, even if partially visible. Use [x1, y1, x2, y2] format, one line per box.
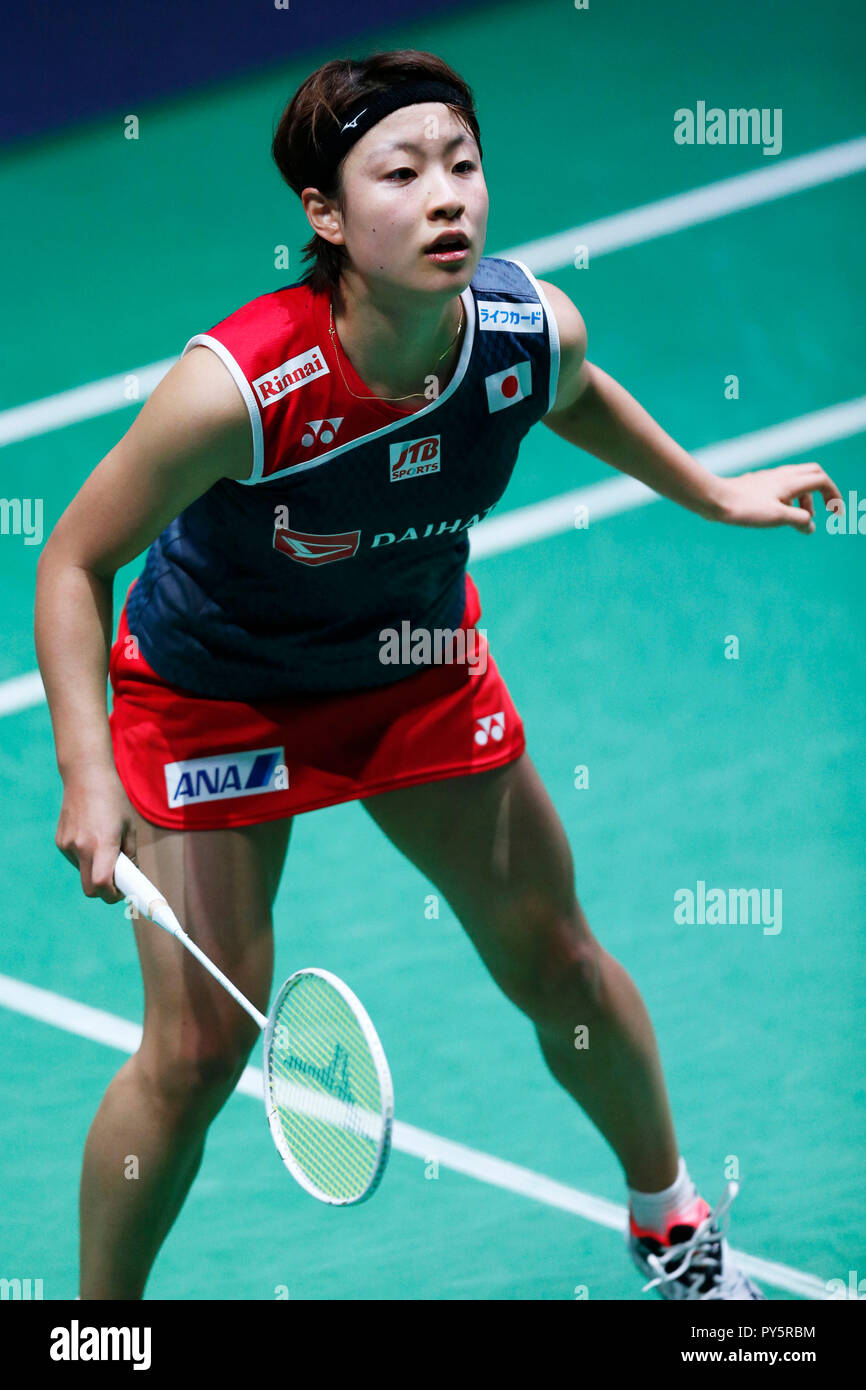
[267, 974, 385, 1202]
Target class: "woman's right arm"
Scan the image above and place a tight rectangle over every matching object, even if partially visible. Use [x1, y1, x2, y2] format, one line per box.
[34, 346, 253, 903]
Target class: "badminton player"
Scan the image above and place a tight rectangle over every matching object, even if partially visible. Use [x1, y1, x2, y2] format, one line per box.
[34, 49, 840, 1300]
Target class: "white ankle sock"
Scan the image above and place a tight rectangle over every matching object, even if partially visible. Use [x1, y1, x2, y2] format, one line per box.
[628, 1156, 698, 1232]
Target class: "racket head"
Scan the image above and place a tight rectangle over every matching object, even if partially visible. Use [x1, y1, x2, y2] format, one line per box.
[262, 967, 394, 1206]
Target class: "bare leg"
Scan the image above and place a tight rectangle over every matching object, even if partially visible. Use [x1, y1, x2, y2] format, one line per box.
[362, 753, 679, 1192]
[79, 810, 292, 1299]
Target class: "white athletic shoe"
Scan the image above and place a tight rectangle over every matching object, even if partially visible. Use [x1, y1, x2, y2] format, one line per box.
[627, 1180, 766, 1299]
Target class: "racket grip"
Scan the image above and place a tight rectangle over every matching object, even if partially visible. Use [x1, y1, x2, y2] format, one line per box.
[113, 852, 266, 1028]
[114, 851, 179, 935]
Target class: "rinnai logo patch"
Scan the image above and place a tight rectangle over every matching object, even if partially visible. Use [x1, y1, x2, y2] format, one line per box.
[165, 747, 285, 807]
[252, 346, 329, 408]
[477, 301, 543, 332]
[389, 435, 441, 482]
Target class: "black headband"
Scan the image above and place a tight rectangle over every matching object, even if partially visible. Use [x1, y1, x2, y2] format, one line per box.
[314, 79, 480, 188]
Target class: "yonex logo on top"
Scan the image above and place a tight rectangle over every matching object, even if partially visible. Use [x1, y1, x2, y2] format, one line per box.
[252, 347, 329, 408]
[301, 418, 343, 449]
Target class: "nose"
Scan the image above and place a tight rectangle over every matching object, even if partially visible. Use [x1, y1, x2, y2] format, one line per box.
[425, 165, 465, 216]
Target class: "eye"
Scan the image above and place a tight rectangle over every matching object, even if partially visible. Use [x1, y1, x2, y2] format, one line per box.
[384, 160, 477, 181]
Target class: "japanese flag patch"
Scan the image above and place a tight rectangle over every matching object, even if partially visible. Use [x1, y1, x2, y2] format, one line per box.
[485, 360, 532, 413]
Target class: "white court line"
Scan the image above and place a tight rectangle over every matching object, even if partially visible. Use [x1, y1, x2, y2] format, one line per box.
[0, 360, 176, 449]
[2, 393, 864, 719]
[0, 670, 46, 716]
[0, 136, 863, 448]
[0, 144, 860, 1295]
[0, 971, 829, 1300]
[501, 133, 866, 271]
[469, 394, 866, 557]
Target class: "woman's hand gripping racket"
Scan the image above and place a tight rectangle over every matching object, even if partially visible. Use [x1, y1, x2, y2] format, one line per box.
[113, 852, 393, 1205]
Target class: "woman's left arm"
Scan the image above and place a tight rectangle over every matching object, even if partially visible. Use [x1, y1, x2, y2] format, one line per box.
[538, 280, 841, 531]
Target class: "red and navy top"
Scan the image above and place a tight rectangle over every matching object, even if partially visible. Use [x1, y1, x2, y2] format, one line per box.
[125, 255, 560, 698]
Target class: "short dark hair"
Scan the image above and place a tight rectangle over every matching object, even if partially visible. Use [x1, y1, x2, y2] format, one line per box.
[272, 49, 482, 295]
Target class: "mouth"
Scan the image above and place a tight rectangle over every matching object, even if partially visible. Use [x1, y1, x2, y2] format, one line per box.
[424, 232, 470, 263]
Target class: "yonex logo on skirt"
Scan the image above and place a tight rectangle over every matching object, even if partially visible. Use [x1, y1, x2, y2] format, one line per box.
[164, 747, 287, 806]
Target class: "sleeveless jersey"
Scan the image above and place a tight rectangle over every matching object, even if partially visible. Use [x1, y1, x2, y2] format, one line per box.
[125, 255, 560, 699]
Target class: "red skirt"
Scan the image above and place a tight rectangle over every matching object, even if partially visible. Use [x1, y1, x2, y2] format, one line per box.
[108, 572, 526, 830]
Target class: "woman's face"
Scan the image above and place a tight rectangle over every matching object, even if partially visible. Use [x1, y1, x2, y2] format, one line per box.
[330, 101, 488, 296]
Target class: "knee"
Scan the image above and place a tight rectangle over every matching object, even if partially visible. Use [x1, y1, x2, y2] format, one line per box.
[496, 906, 603, 1023]
[138, 1022, 259, 1119]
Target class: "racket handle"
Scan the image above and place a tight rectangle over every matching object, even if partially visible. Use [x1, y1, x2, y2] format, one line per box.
[113, 852, 268, 1032]
[114, 852, 180, 936]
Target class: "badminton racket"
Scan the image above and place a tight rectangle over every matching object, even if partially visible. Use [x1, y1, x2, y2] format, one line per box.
[113, 851, 393, 1205]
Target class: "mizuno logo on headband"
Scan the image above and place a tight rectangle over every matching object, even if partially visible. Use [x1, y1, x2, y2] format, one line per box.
[341, 109, 367, 133]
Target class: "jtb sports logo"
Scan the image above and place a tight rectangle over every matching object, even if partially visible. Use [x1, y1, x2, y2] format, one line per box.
[252, 347, 329, 408]
[389, 435, 441, 482]
[165, 748, 286, 807]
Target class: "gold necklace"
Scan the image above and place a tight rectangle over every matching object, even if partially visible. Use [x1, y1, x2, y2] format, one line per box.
[328, 297, 464, 403]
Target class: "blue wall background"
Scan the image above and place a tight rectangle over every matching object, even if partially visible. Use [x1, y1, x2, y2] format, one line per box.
[1, 0, 482, 146]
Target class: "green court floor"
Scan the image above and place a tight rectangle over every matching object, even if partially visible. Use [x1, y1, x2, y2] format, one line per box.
[0, 0, 863, 1299]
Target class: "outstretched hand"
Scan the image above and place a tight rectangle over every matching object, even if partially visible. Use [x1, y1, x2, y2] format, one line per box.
[716, 462, 842, 533]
